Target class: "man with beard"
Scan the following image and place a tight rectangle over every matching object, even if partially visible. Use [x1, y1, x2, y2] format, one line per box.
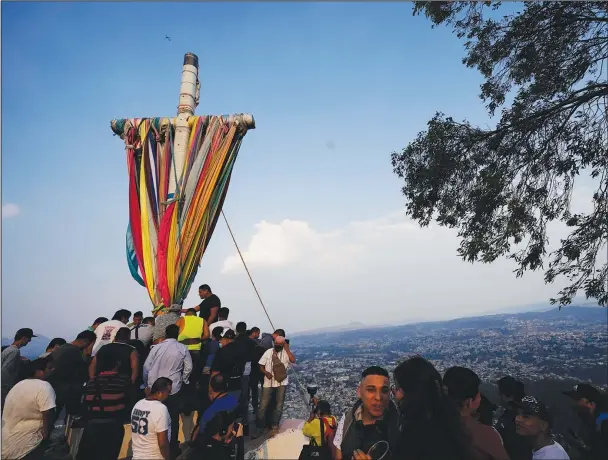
[184, 284, 221, 325]
[563, 384, 608, 460]
[332, 366, 399, 460]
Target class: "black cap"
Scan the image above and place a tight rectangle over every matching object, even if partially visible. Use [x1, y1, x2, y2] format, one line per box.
[514, 396, 553, 425]
[15, 328, 37, 340]
[563, 384, 603, 403]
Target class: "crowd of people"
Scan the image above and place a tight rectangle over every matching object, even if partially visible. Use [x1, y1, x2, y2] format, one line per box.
[1, 285, 296, 460]
[299, 362, 607, 460]
[0, 284, 606, 460]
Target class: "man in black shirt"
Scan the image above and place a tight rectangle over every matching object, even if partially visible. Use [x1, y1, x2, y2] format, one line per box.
[89, 327, 139, 385]
[563, 383, 608, 460]
[494, 376, 532, 460]
[211, 329, 243, 400]
[185, 284, 221, 324]
[234, 322, 258, 431]
[248, 327, 264, 412]
[48, 330, 97, 418]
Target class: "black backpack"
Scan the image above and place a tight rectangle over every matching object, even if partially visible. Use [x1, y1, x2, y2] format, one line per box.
[299, 417, 333, 460]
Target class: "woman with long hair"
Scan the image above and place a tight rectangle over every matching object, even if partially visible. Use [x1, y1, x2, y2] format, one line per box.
[391, 356, 471, 460]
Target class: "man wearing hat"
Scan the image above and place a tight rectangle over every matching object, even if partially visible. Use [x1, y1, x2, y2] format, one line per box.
[495, 376, 531, 460]
[1, 328, 36, 409]
[514, 396, 570, 459]
[563, 384, 608, 460]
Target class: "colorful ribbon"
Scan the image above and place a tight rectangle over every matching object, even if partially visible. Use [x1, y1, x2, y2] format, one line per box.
[121, 116, 247, 311]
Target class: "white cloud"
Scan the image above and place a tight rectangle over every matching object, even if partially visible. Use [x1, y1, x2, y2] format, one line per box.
[219, 191, 604, 331]
[2, 203, 21, 219]
[221, 219, 364, 274]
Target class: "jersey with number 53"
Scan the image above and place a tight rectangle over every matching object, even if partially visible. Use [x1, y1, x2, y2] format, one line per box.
[130, 398, 171, 460]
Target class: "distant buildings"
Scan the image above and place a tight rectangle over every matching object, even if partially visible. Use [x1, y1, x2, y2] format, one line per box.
[281, 308, 607, 419]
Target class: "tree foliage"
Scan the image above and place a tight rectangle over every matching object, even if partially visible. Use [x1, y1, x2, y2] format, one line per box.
[392, 2, 608, 306]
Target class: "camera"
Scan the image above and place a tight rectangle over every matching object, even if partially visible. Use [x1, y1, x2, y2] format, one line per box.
[307, 384, 318, 407]
[306, 384, 318, 398]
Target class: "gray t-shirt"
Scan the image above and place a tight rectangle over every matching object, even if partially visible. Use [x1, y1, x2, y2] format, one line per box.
[1, 346, 21, 388]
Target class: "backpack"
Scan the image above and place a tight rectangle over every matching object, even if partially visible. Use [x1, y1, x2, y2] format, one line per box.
[271, 350, 287, 383]
[299, 416, 334, 460]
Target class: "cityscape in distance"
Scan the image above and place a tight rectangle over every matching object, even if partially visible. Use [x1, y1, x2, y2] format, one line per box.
[3, 305, 606, 432]
[281, 306, 607, 428]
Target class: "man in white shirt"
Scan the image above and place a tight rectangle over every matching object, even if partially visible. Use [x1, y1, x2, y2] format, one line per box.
[131, 316, 155, 347]
[514, 396, 570, 459]
[143, 324, 192, 457]
[208, 307, 234, 335]
[2, 357, 56, 460]
[131, 377, 172, 460]
[254, 329, 296, 438]
[91, 309, 132, 356]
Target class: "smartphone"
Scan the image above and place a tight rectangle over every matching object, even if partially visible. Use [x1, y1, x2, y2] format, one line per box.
[285, 339, 290, 344]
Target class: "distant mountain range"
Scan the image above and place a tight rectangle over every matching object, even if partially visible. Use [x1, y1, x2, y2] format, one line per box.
[292, 301, 601, 336]
[292, 322, 366, 337]
[4, 304, 604, 358]
[293, 305, 607, 343]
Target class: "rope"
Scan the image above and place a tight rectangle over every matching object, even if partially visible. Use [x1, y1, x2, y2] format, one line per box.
[221, 210, 275, 331]
[221, 210, 312, 412]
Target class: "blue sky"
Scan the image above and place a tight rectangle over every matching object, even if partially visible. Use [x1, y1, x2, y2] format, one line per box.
[3, 2, 582, 339]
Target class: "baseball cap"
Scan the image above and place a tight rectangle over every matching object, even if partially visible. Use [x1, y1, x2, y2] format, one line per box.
[15, 328, 37, 340]
[513, 396, 553, 425]
[562, 384, 603, 403]
[220, 329, 235, 339]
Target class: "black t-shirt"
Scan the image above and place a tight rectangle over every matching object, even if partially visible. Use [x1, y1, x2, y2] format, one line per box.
[95, 342, 136, 378]
[210, 342, 243, 391]
[49, 343, 88, 387]
[234, 335, 258, 364]
[199, 294, 221, 322]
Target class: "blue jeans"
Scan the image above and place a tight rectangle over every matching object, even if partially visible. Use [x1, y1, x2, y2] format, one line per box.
[256, 385, 286, 429]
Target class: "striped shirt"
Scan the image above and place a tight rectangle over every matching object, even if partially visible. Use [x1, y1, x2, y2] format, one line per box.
[83, 371, 130, 420]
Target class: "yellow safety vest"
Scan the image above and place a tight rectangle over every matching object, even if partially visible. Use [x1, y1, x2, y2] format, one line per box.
[178, 316, 204, 351]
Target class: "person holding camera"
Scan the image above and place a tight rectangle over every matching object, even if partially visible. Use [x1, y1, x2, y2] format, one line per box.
[302, 397, 338, 459]
[193, 410, 244, 460]
[254, 329, 296, 438]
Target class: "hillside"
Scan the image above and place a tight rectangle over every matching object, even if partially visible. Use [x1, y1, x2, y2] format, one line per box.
[294, 306, 606, 344]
